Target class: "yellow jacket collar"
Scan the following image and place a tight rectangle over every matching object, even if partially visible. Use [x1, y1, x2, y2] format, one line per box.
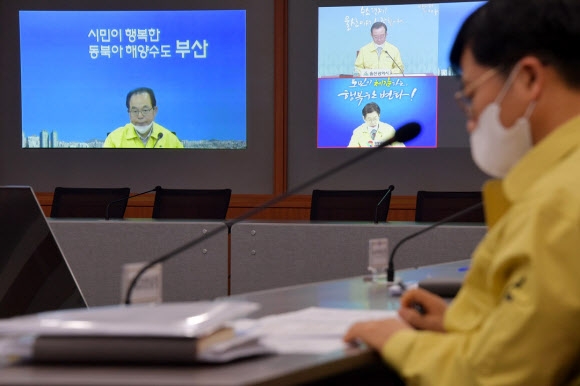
[483, 114, 580, 227]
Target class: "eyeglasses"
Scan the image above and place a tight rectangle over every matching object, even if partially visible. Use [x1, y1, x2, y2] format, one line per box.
[454, 67, 499, 116]
[129, 107, 153, 116]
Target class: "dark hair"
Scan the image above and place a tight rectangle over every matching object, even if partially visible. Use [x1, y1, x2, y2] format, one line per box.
[450, 0, 580, 87]
[126, 87, 157, 109]
[370, 22, 387, 34]
[362, 102, 381, 117]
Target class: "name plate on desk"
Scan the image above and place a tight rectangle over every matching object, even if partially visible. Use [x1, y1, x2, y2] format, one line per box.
[121, 262, 163, 304]
[357, 68, 393, 77]
[356, 69, 432, 77]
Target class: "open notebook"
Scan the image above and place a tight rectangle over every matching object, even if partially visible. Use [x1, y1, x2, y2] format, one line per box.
[0, 186, 87, 318]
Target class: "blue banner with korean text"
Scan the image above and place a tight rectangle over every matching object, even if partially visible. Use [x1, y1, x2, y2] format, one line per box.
[19, 10, 246, 149]
[318, 76, 437, 148]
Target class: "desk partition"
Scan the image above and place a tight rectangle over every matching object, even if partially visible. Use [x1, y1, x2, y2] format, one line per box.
[48, 219, 486, 303]
[49, 219, 229, 306]
[230, 221, 486, 294]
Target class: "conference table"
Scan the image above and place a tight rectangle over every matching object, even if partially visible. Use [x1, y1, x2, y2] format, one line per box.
[0, 260, 468, 386]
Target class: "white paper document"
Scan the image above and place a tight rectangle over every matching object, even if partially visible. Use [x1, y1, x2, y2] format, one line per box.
[233, 307, 397, 354]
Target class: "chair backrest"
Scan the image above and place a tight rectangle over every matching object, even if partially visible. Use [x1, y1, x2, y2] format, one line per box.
[152, 188, 232, 220]
[50, 187, 131, 219]
[310, 189, 392, 222]
[415, 191, 484, 223]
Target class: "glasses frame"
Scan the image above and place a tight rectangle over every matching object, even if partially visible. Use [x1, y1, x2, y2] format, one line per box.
[454, 67, 499, 116]
[129, 107, 154, 116]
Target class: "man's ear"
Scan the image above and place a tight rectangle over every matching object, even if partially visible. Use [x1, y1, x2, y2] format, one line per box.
[518, 56, 544, 100]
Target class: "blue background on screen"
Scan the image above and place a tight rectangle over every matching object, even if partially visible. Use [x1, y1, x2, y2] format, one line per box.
[317, 76, 437, 148]
[437, 1, 485, 72]
[19, 10, 246, 145]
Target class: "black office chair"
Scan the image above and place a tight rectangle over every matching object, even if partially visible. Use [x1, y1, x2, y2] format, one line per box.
[152, 188, 232, 220]
[414, 191, 484, 222]
[50, 187, 131, 219]
[310, 189, 392, 222]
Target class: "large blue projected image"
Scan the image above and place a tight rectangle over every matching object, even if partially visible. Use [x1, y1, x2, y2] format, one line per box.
[317, 2, 485, 149]
[318, 76, 437, 148]
[20, 10, 246, 149]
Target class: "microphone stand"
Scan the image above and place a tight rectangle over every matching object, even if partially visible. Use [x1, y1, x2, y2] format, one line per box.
[124, 123, 421, 304]
[374, 185, 394, 224]
[385, 49, 404, 76]
[386, 201, 483, 283]
[153, 133, 164, 148]
[105, 186, 161, 220]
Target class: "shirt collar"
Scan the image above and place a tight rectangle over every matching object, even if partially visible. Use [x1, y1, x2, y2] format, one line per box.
[503, 114, 580, 203]
[365, 123, 380, 132]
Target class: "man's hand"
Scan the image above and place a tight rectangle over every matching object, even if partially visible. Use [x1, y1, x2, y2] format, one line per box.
[343, 318, 411, 350]
[398, 288, 448, 332]
[343, 288, 448, 351]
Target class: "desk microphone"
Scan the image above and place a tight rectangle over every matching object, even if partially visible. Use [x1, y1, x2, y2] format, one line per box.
[124, 122, 422, 304]
[105, 186, 161, 220]
[385, 49, 405, 76]
[386, 201, 484, 283]
[374, 185, 394, 224]
[153, 133, 164, 148]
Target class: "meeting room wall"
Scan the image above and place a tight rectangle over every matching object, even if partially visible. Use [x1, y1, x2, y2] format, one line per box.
[0, 0, 490, 200]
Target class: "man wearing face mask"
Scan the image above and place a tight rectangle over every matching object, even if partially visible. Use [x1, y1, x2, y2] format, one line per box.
[344, 1, 580, 385]
[104, 87, 184, 148]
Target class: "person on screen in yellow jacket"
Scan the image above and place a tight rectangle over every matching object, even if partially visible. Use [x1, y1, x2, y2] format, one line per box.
[348, 102, 405, 148]
[354, 22, 404, 75]
[104, 87, 184, 149]
[344, 1, 580, 384]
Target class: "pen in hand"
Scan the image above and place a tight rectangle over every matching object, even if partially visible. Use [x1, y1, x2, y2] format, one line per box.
[412, 302, 426, 315]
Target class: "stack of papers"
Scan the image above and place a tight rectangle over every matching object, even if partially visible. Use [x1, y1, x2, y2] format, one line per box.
[234, 307, 397, 354]
[0, 301, 272, 364]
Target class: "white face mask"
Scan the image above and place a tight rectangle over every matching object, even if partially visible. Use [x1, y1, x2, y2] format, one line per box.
[469, 67, 535, 178]
[133, 122, 153, 136]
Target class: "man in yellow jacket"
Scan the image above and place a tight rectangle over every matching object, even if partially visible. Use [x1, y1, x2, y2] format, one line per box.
[104, 87, 184, 149]
[354, 22, 404, 75]
[344, 1, 580, 384]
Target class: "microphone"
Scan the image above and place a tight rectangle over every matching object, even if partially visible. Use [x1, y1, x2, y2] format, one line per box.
[382, 123, 419, 146]
[105, 186, 161, 221]
[124, 122, 422, 304]
[153, 132, 164, 148]
[385, 201, 484, 284]
[374, 184, 395, 224]
[385, 49, 405, 76]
